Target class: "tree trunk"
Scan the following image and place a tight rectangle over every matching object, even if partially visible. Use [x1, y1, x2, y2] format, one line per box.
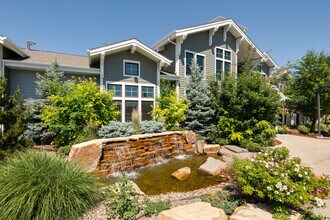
[310, 115, 317, 133]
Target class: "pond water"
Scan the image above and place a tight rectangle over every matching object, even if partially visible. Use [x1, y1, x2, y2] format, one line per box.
[104, 155, 224, 195]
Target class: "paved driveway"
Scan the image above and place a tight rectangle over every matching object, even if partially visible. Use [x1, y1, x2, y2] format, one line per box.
[276, 134, 330, 217]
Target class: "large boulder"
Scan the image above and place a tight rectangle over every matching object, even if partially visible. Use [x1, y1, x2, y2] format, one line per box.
[199, 157, 227, 176]
[195, 140, 205, 155]
[158, 202, 227, 220]
[182, 131, 196, 144]
[129, 181, 145, 196]
[69, 139, 103, 172]
[171, 167, 191, 181]
[230, 204, 302, 220]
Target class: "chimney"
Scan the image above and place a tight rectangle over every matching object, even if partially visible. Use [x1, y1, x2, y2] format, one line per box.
[26, 40, 36, 50]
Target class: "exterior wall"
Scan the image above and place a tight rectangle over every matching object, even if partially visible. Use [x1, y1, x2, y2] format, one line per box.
[178, 28, 237, 95]
[103, 49, 159, 122]
[8, 68, 99, 99]
[159, 43, 175, 73]
[103, 49, 157, 85]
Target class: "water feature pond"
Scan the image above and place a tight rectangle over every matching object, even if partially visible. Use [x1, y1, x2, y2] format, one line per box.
[104, 155, 224, 195]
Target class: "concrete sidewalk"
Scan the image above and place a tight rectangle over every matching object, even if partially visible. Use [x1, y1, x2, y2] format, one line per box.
[276, 134, 330, 217]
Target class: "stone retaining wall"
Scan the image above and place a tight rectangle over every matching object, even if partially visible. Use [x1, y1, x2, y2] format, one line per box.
[69, 131, 196, 177]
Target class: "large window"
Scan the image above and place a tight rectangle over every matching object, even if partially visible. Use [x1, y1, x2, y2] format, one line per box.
[255, 65, 262, 72]
[125, 101, 138, 122]
[142, 86, 154, 98]
[141, 101, 153, 121]
[125, 85, 138, 97]
[185, 51, 205, 76]
[107, 84, 122, 97]
[114, 100, 122, 121]
[215, 47, 232, 80]
[124, 60, 139, 76]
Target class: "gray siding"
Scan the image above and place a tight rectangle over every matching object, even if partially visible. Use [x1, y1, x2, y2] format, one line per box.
[159, 43, 175, 73]
[0, 45, 3, 59]
[178, 28, 237, 96]
[8, 68, 99, 99]
[9, 69, 39, 99]
[104, 50, 157, 85]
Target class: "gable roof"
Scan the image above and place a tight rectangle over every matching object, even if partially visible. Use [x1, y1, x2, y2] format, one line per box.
[152, 18, 278, 68]
[0, 35, 28, 58]
[88, 38, 172, 67]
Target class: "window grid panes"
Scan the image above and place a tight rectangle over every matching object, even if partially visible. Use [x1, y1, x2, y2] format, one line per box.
[107, 84, 122, 97]
[255, 65, 262, 72]
[215, 48, 232, 80]
[185, 51, 205, 76]
[141, 101, 153, 121]
[142, 86, 154, 98]
[125, 85, 138, 97]
[125, 101, 138, 122]
[125, 62, 139, 76]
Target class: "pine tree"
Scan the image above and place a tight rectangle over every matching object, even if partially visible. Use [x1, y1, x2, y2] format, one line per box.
[0, 76, 29, 151]
[185, 58, 215, 137]
[36, 59, 66, 98]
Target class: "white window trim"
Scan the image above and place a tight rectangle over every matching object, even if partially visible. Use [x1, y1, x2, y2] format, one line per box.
[214, 47, 232, 80]
[184, 50, 206, 77]
[123, 59, 140, 77]
[105, 81, 155, 122]
[107, 84, 122, 98]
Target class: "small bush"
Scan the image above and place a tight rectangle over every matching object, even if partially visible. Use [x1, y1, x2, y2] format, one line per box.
[201, 190, 245, 215]
[228, 147, 330, 219]
[98, 121, 134, 138]
[0, 150, 101, 220]
[143, 197, 171, 216]
[239, 139, 264, 152]
[106, 175, 140, 220]
[140, 121, 165, 134]
[298, 125, 310, 134]
[56, 145, 72, 156]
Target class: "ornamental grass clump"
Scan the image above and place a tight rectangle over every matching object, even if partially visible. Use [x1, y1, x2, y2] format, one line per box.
[228, 147, 330, 219]
[0, 150, 101, 220]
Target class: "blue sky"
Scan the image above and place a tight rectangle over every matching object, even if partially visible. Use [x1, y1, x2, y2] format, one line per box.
[1, 0, 329, 66]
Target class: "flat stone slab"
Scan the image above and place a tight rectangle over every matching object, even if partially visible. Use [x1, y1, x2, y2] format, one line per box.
[223, 145, 248, 153]
[199, 157, 227, 176]
[230, 204, 302, 220]
[158, 202, 227, 220]
[203, 144, 221, 155]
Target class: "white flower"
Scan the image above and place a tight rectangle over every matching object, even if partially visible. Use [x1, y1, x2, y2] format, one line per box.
[303, 187, 306, 190]
[265, 153, 268, 156]
[298, 174, 303, 178]
[315, 197, 324, 207]
[258, 152, 262, 154]
[275, 182, 282, 189]
[304, 171, 308, 175]
[290, 189, 294, 193]
[280, 188, 284, 192]
[274, 172, 278, 175]
[281, 174, 285, 177]
[295, 163, 300, 167]
[274, 190, 278, 194]
[294, 168, 299, 172]
[251, 158, 254, 162]
[267, 186, 272, 191]
[283, 185, 288, 190]
[246, 165, 250, 169]
[299, 196, 303, 200]
[265, 164, 269, 168]
[287, 192, 290, 195]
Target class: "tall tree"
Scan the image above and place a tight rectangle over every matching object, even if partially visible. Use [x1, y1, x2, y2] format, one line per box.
[185, 58, 215, 137]
[286, 50, 330, 132]
[0, 77, 29, 152]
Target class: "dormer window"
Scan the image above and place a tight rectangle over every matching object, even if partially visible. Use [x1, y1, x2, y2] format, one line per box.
[124, 60, 140, 77]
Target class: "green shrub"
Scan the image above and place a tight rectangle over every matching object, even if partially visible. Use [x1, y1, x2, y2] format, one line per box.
[239, 139, 264, 152]
[228, 147, 330, 219]
[253, 120, 277, 147]
[99, 121, 166, 138]
[201, 190, 245, 215]
[140, 121, 165, 134]
[143, 197, 171, 216]
[298, 125, 310, 134]
[56, 145, 72, 156]
[0, 150, 101, 220]
[106, 175, 140, 220]
[98, 121, 134, 138]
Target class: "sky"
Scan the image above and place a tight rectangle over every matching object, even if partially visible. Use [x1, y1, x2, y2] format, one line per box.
[1, 0, 329, 66]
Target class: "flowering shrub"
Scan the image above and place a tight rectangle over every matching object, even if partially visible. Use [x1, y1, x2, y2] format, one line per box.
[228, 147, 330, 219]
